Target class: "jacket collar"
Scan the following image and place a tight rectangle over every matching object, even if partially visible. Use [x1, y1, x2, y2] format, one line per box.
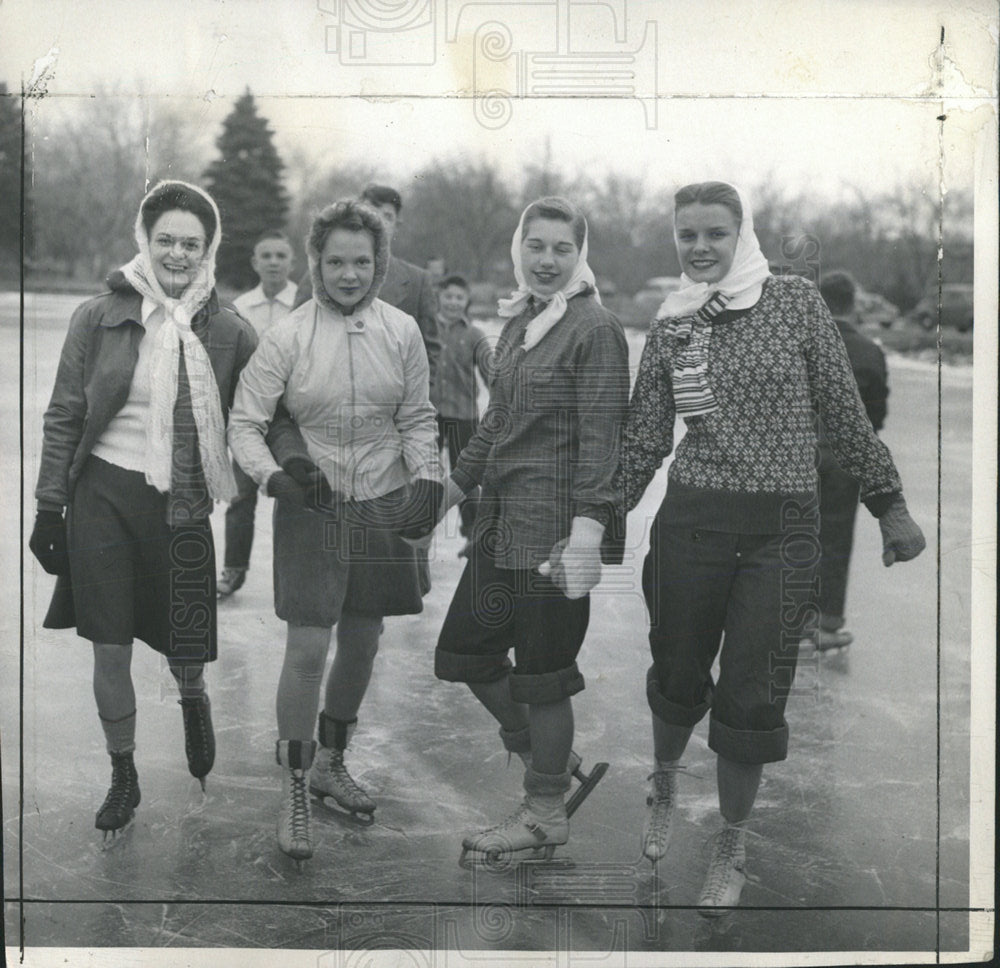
[99, 270, 220, 329]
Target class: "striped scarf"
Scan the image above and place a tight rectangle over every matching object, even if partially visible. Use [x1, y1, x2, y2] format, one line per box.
[667, 291, 730, 419]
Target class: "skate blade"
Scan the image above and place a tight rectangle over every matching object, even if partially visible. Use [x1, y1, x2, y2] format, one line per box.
[458, 842, 558, 870]
[313, 793, 376, 826]
[566, 761, 608, 818]
[98, 816, 136, 849]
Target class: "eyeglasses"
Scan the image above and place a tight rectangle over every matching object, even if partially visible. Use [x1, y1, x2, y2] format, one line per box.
[152, 234, 206, 256]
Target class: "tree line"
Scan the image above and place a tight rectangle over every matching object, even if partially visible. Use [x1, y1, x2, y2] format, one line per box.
[1, 85, 973, 312]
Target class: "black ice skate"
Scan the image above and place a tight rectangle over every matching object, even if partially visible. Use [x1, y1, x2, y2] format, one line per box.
[95, 751, 140, 843]
[179, 694, 215, 791]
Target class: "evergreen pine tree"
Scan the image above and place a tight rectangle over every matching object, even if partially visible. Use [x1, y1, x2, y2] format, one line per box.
[0, 82, 33, 272]
[203, 89, 289, 291]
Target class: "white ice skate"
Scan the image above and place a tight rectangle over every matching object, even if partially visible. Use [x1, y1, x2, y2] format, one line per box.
[277, 769, 313, 864]
[309, 747, 376, 824]
[275, 740, 315, 867]
[696, 824, 748, 917]
[460, 797, 568, 866]
[642, 765, 681, 866]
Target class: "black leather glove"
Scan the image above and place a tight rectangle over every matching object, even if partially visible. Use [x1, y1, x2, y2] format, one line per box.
[396, 479, 445, 540]
[29, 509, 70, 576]
[281, 457, 337, 512]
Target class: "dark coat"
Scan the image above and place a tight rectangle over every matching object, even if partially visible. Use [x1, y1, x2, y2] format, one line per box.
[36, 272, 258, 629]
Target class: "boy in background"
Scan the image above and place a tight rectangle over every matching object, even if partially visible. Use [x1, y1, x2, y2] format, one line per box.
[219, 231, 297, 597]
[432, 275, 493, 557]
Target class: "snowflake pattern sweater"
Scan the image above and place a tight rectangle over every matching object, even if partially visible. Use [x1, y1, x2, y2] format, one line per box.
[619, 275, 902, 533]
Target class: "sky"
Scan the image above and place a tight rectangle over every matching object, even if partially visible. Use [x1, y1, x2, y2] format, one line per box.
[4, 0, 996, 201]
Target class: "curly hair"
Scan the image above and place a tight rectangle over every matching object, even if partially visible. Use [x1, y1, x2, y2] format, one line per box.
[306, 199, 390, 314]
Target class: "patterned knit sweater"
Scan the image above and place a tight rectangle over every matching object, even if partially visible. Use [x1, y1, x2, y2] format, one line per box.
[619, 275, 902, 533]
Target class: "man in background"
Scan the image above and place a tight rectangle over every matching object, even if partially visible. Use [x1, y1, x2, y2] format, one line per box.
[811, 270, 890, 650]
[294, 184, 440, 386]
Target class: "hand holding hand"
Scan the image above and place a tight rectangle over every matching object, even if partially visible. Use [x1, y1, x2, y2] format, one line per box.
[537, 516, 604, 599]
[281, 457, 339, 513]
[397, 479, 446, 540]
[878, 494, 926, 566]
[29, 508, 71, 576]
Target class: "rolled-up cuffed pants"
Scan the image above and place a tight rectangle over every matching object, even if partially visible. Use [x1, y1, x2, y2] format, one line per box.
[642, 516, 819, 764]
[435, 539, 588, 704]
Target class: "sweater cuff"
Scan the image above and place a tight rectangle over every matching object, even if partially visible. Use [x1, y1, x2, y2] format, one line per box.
[573, 503, 611, 530]
[863, 490, 900, 518]
[36, 499, 65, 513]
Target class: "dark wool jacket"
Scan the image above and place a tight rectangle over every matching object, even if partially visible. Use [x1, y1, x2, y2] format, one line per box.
[452, 290, 630, 570]
[35, 272, 257, 511]
[35, 272, 257, 628]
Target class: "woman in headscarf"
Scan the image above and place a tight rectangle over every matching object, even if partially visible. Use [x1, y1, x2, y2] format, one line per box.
[29, 181, 258, 840]
[619, 181, 925, 914]
[428, 196, 629, 862]
[227, 199, 442, 863]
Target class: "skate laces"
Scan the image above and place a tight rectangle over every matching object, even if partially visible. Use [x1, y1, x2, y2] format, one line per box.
[329, 750, 368, 799]
[100, 756, 135, 814]
[700, 823, 762, 898]
[289, 772, 310, 840]
[474, 802, 532, 839]
[181, 697, 210, 760]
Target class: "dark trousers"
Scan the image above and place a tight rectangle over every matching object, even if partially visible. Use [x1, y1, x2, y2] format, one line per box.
[223, 459, 258, 570]
[817, 446, 860, 628]
[436, 414, 479, 536]
[434, 538, 588, 704]
[642, 511, 818, 764]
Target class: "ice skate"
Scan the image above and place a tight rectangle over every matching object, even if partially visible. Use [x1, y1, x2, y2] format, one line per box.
[95, 751, 140, 843]
[460, 798, 569, 867]
[460, 766, 571, 867]
[800, 617, 853, 654]
[309, 747, 376, 823]
[566, 757, 607, 816]
[814, 627, 854, 653]
[276, 740, 315, 866]
[217, 566, 246, 598]
[179, 694, 215, 791]
[642, 764, 681, 866]
[310, 712, 376, 823]
[696, 823, 748, 917]
[496, 727, 606, 816]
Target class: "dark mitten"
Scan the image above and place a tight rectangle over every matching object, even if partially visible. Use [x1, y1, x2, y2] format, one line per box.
[29, 509, 70, 576]
[397, 479, 445, 539]
[878, 494, 926, 566]
[281, 457, 337, 512]
[266, 470, 307, 508]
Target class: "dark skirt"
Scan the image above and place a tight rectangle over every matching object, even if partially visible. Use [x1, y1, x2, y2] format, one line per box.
[44, 456, 218, 664]
[273, 487, 429, 628]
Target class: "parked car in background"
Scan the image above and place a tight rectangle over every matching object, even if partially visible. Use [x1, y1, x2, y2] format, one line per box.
[854, 288, 901, 329]
[911, 283, 974, 332]
[632, 276, 683, 324]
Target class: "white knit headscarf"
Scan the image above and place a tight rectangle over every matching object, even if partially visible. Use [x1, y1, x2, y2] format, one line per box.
[655, 183, 772, 421]
[119, 180, 236, 501]
[658, 182, 771, 319]
[497, 201, 600, 351]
